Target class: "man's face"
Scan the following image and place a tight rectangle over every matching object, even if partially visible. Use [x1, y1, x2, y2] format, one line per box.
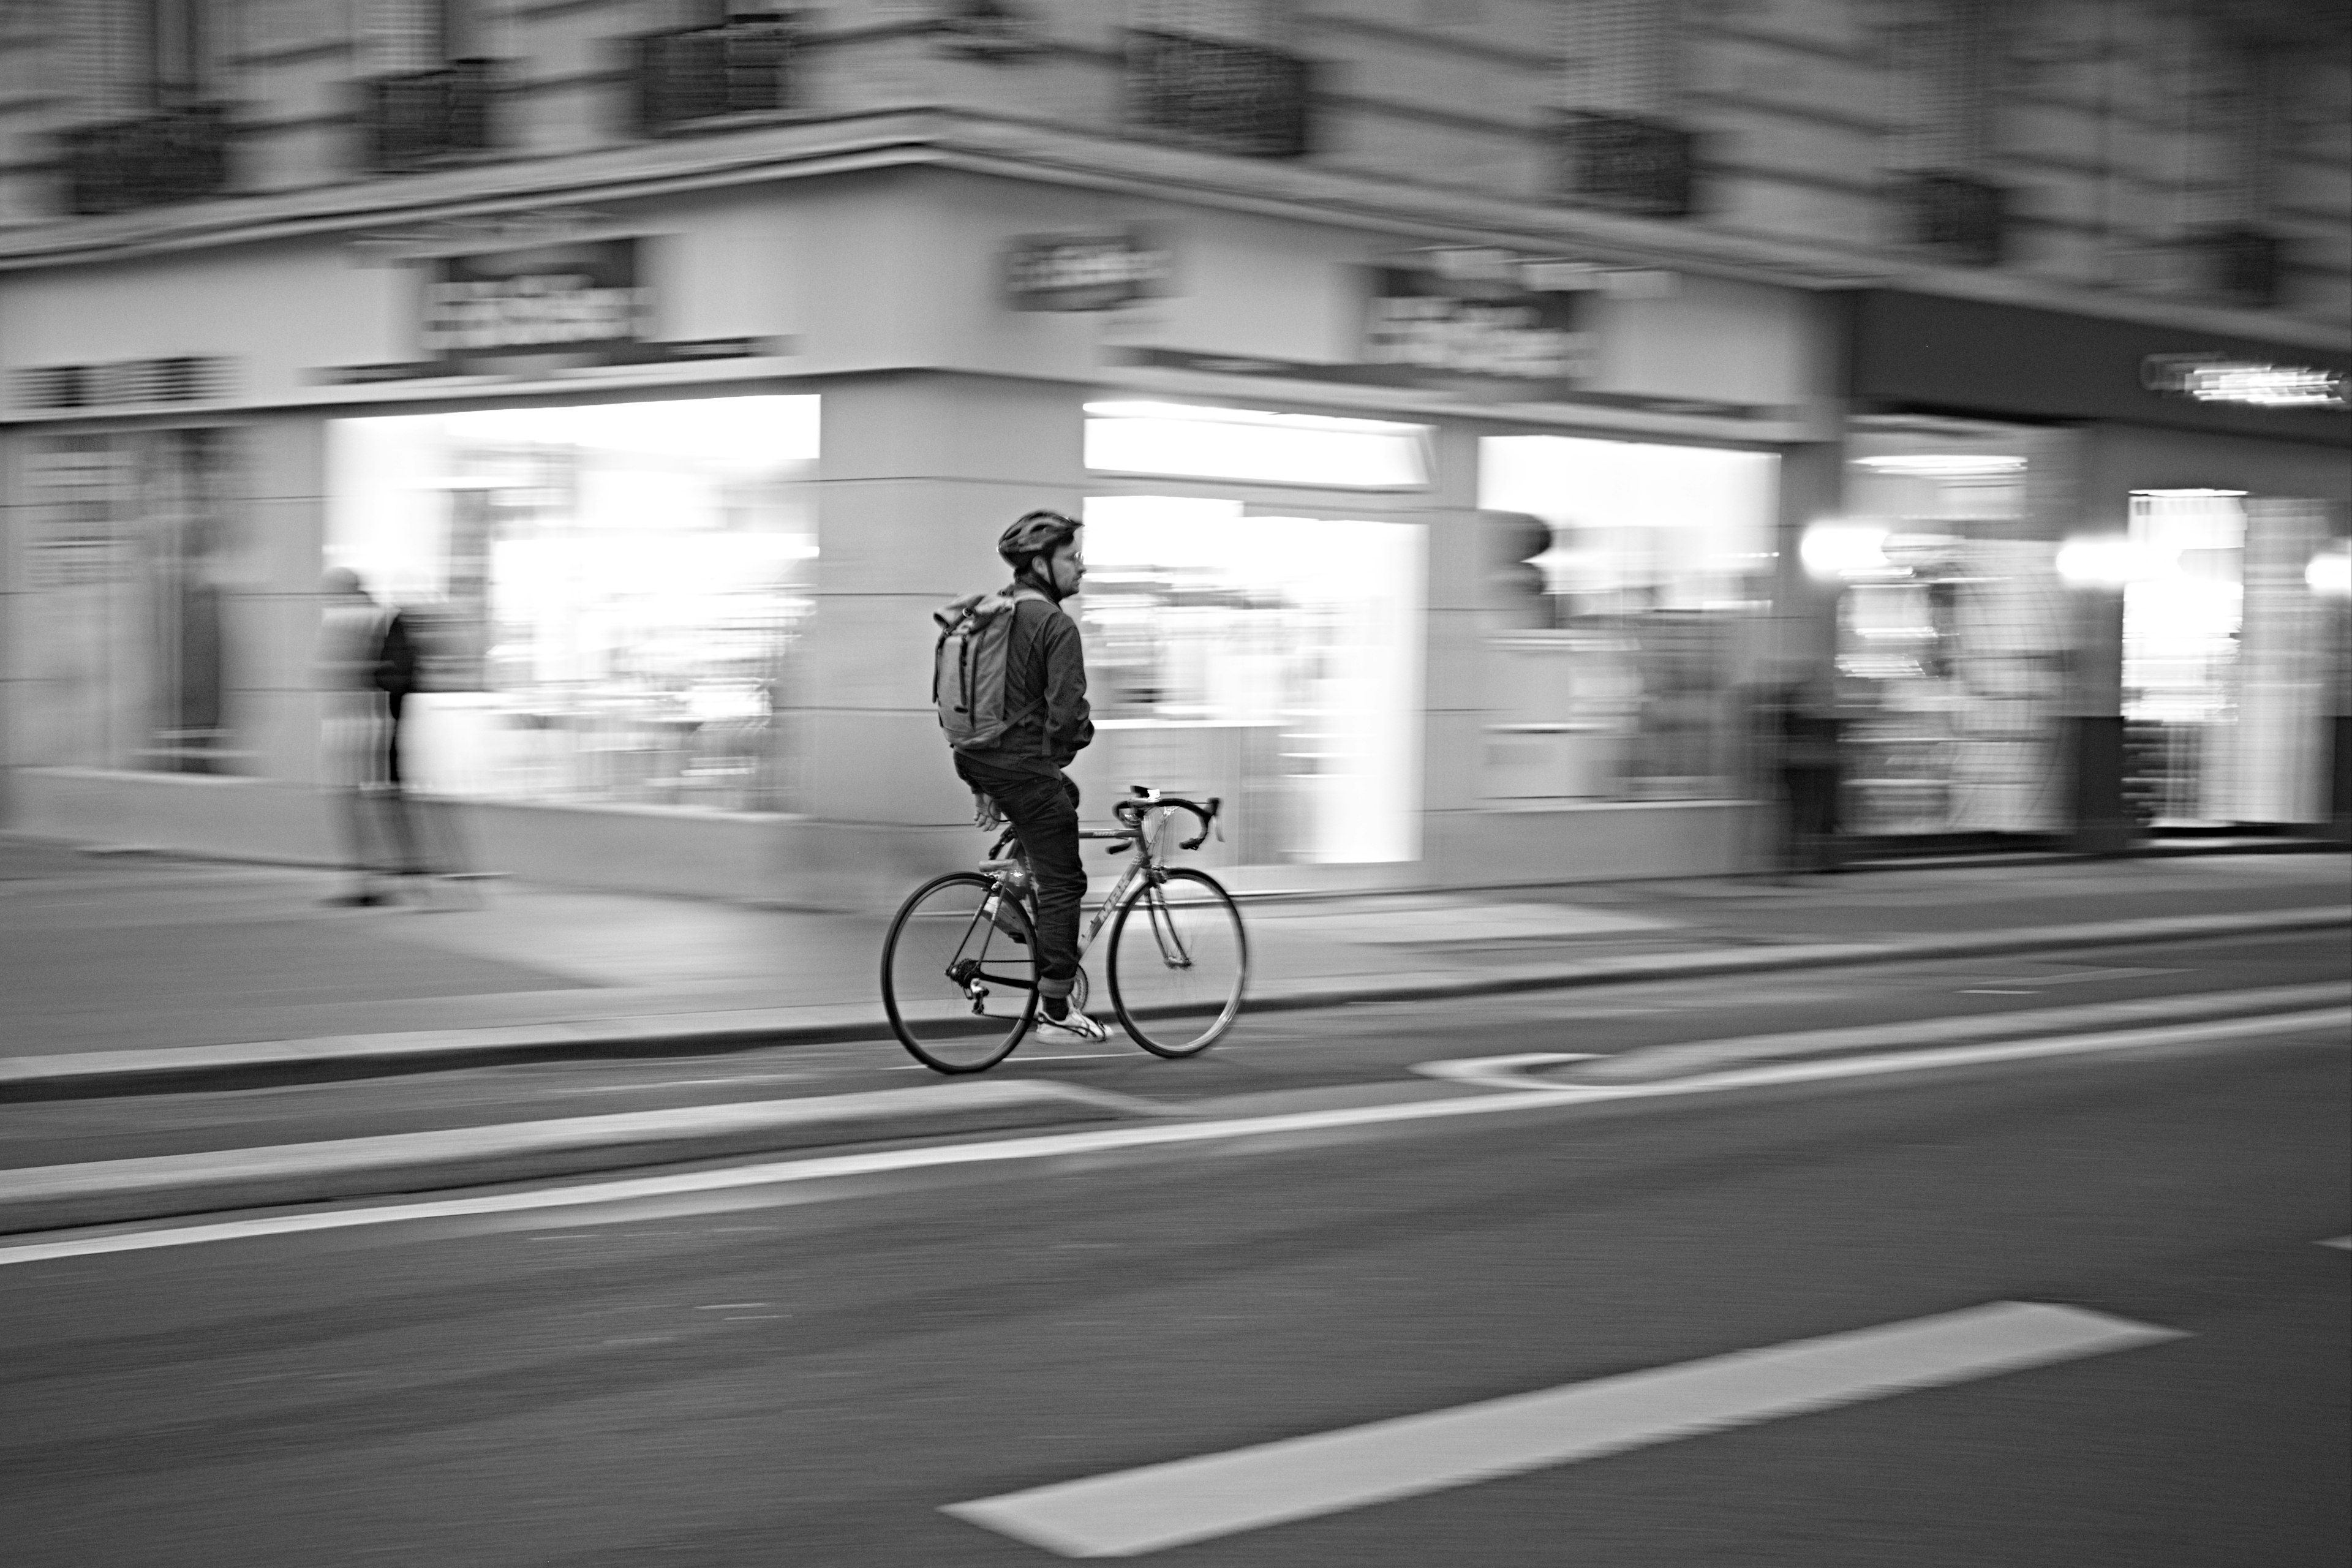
[1045, 535, 1086, 596]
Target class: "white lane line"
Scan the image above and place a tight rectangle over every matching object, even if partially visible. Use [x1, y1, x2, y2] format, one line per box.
[944, 1302, 2184, 1559]
[3, 1005, 2343, 1270]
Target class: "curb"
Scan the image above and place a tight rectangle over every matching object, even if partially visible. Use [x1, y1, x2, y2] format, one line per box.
[0, 1080, 1160, 1237]
[2, 904, 2344, 1102]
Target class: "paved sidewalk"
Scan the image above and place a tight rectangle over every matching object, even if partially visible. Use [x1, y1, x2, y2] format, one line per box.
[1, 833, 2344, 1096]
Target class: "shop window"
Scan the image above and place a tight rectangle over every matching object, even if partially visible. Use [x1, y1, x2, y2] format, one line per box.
[1076, 497, 1424, 865]
[326, 396, 818, 813]
[1826, 431, 2070, 837]
[2119, 491, 2332, 826]
[1476, 435, 1775, 804]
[1084, 402, 1429, 489]
[16, 428, 242, 774]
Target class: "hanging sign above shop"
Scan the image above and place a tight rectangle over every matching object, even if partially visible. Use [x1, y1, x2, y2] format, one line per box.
[423, 239, 651, 359]
[1005, 228, 1173, 311]
[2141, 352, 2348, 410]
[1360, 264, 1596, 391]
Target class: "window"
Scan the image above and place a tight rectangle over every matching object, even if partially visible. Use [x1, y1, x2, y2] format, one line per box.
[1880, 0, 2005, 263]
[1078, 497, 1425, 865]
[15, 429, 242, 774]
[1551, 0, 1694, 216]
[1084, 402, 1430, 489]
[1127, 0, 1310, 157]
[1477, 435, 1776, 803]
[326, 396, 819, 812]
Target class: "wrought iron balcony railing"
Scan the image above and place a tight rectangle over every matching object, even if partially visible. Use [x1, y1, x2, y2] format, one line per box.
[633, 13, 797, 134]
[1552, 111, 1696, 219]
[361, 59, 500, 172]
[1894, 170, 2007, 267]
[1125, 29, 1311, 159]
[59, 105, 233, 216]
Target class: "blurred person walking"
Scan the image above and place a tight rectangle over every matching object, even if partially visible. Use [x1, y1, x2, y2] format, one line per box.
[1760, 663, 1845, 878]
[935, 511, 1103, 1039]
[317, 568, 427, 906]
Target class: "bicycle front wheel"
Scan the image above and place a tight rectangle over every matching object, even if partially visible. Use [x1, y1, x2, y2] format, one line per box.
[881, 872, 1038, 1074]
[1106, 869, 1247, 1057]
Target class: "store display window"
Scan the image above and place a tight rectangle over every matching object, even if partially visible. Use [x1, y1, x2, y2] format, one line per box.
[2117, 490, 2334, 826]
[1076, 496, 1425, 865]
[326, 395, 818, 811]
[16, 428, 242, 774]
[1475, 434, 1777, 803]
[1819, 423, 2072, 837]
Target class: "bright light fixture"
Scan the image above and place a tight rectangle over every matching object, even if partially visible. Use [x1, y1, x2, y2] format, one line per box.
[2132, 488, 2248, 499]
[1853, 454, 2026, 475]
[2308, 544, 2352, 601]
[1800, 522, 1896, 581]
[2055, 535, 2146, 589]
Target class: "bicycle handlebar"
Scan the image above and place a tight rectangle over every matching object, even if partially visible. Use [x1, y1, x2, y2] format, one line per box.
[1114, 791, 1223, 852]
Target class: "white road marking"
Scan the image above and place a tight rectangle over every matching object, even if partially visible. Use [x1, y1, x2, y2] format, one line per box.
[943, 1302, 2184, 1558]
[2, 1005, 2342, 1270]
[2321, 1237, 2352, 1252]
[1411, 1053, 1601, 1091]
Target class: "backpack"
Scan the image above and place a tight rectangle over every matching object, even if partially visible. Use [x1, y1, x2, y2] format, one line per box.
[932, 587, 1044, 751]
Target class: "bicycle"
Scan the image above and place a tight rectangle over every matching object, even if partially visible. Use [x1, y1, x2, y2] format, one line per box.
[880, 785, 1249, 1074]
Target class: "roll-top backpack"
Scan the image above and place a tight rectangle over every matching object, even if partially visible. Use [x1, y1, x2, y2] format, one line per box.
[932, 587, 1044, 751]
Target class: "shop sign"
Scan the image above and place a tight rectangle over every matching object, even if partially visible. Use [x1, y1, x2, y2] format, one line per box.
[2141, 353, 2348, 410]
[1005, 228, 1172, 311]
[1361, 266, 1594, 388]
[423, 239, 650, 360]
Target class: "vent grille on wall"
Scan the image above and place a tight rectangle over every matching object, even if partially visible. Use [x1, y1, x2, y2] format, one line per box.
[12, 356, 237, 412]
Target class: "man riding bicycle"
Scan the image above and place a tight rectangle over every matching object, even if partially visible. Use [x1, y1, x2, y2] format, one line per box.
[950, 510, 1105, 1042]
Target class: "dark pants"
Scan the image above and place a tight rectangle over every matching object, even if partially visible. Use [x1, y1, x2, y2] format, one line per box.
[955, 756, 1084, 998]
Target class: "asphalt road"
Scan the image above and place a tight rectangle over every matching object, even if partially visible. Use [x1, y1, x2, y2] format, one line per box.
[2, 935, 2345, 1566]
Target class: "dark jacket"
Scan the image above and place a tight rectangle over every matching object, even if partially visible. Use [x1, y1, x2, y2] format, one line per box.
[962, 590, 1093, 777]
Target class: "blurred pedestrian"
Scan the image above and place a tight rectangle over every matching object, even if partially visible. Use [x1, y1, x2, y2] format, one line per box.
[317, 568, 425, 906]
[1768, 665, 1845, 877]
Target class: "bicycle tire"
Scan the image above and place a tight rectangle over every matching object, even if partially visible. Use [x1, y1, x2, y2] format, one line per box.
[1106, 868, 1247, 1058]
[881, 872, 1039, 1074]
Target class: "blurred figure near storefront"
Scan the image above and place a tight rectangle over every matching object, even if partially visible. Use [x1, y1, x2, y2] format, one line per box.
[317, 568, 426, 906]
[1754, 662, 1846, 878]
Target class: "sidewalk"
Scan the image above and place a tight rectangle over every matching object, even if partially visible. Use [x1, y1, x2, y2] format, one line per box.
[2, 832, 2345, 1098]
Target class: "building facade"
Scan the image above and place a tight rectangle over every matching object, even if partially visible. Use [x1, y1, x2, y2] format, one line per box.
[2, 1, 2345, 904]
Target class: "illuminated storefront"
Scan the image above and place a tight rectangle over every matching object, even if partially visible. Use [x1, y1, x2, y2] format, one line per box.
[2, 170, 1826, 900]
[1842, 291, 2351, 848]
[325, 396, 818, 812]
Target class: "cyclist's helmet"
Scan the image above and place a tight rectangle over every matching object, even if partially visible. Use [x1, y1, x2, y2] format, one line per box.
[998, 510, 1081, 573]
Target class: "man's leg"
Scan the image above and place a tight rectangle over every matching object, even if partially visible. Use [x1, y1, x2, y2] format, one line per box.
[1004, 775, 1085, 1003]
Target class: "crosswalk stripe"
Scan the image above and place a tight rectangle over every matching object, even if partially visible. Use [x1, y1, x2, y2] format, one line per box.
[943, 1302, 2184, 1558]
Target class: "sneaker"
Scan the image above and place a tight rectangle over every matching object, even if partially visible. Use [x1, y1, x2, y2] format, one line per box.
[1034, 1005, 1109, 1044]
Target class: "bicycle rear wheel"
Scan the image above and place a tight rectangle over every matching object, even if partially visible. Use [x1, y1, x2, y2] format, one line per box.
[881, 872, 1038, 1073]
[1106, 869, 1246, 1058]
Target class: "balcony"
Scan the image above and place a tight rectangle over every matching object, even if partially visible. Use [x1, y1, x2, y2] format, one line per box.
[1894, 170, 2006, 268]
[59, 106, 233, 216]
[1125, 30, 1311, 159]
[1552, 111, 1695, 219]
[361, 59, 500, 172]
[2182, 225, 2282, 309]
[633, 13, 797, 134]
